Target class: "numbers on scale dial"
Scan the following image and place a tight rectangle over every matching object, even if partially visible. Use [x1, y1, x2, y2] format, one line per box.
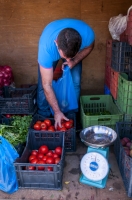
[80, 152, 109, 181]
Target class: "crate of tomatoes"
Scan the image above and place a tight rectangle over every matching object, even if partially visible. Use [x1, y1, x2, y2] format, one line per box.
[14, 130, 65, 190]
[30, 112, 76, 152]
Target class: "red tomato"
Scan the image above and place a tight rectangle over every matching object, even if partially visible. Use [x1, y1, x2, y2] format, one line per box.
[69, 119, 74, 126]
[29, 155, 37, 162]
[31, 150, 38, 156]
[64, 121, 73, 129]
[59, 127, 67, 131]
[55, 157, 61, 164]
[37, 153, 44, 160]
[33, 123, 41, 131]
[38, 145, 49, 154]
[37, 160, 45, 170]
[5, 114, 12, 118]
[46, 157, 55, 164]
[48, 126, 55, 132]
[47, 167, 53, 171]
[42, 155, 47, 162]
[44, 119, 52, 128]
[28, 166, 35, 170]
[36, 120, 42, 125]
[56, 123, 66, 131]
[41, 122, 47, 130]
[46, 150, 54, 157]
[55, 147, 62, 156]
[61, 119, 66, 123]
[30, 158, 38, 164]
[41, 127, 47, 131]
[53, 153, 59, 159]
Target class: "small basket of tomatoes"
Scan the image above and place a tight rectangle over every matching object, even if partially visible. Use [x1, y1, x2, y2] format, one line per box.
[29, 112, 76, 152]
[14, 130, 65, 190]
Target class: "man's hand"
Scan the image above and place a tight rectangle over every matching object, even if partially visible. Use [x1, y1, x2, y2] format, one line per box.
[62, 42, 94, 70]
[54, 111, 69, 129]
[62, 59, 75, 70]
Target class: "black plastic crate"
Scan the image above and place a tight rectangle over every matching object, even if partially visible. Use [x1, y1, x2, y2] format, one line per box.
[30, 112, 76, 152]
[114, 122, 132, 197]
[14, 131, 65, 190]
[0, 85, 37, 115]
[111, 41, 132, 72]
[128, 58, 132, 80]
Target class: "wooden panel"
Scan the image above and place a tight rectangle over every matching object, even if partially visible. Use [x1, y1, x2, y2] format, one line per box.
[81, 0, 132, 21]
[0, 0, 132, 90]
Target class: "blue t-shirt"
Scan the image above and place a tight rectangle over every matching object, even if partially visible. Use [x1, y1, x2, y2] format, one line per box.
[38, 18, 95, 68]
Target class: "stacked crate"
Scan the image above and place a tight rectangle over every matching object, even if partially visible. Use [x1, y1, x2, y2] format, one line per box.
[0, 85, 37, 115]
[0, 84, 38, 157]
[114, 122, 132, 198]
[104, 40, 112, 94]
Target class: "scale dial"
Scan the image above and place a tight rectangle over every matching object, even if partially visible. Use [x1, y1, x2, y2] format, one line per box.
[80, 152, 109, 181]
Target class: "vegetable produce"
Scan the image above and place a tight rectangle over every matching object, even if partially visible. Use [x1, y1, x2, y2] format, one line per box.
[85, 110, 111, 116]
[0, 65, 14, 87]
[44, 119, 52, 128]
[0, 115, 32, 148]
[38, 145, 49, 154]
[29, 155, 37, 162]
[64, 121, 73, 129]
[121, 137, 132, 157]
[40, 122, 47, 130]
[27, 144, 62, 170]
[31, 150, 38, 156]
[55, 147, 62, 156]
[33, 118, 74, 132]
[55, 157, 61, 164]
[33, 123, 41, 131]
[48, 125, 55, 132]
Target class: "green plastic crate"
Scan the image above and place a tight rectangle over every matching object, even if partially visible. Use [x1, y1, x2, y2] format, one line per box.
[80, 95, 123, 129]
[117, 73, 132, 114]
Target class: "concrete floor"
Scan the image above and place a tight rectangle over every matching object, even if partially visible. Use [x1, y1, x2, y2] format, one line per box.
[0, 132, 130, 200]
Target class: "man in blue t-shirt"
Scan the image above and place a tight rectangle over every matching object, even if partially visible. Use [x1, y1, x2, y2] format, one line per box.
[37, 18, 95, 128]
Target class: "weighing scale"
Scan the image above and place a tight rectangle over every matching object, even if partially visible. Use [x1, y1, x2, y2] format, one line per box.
[79, 125, 117, 189]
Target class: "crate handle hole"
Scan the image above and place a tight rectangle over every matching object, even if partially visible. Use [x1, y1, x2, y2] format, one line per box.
[90, 97, 100, 101]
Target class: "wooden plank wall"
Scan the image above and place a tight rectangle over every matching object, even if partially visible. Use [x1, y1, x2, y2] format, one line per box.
[0, 0, 131, 94]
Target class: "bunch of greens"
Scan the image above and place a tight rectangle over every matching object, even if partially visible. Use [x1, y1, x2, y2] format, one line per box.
[0, 115, 32, 147]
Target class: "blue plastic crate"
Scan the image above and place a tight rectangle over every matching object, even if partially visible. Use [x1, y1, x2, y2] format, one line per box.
[114, 122, 132, 197]
[104, 85, 111, 95]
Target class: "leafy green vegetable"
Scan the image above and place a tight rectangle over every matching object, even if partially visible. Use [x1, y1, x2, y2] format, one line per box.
[0, 115, 32, 147]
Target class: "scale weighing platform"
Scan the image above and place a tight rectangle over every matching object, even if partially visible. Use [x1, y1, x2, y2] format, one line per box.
[79, 125, 117, 189]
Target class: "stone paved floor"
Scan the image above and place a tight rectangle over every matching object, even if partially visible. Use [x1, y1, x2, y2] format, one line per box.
[0, 133, 130, 200]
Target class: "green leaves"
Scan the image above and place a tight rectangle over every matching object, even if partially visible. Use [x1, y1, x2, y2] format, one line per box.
[0, 115, 32, 146]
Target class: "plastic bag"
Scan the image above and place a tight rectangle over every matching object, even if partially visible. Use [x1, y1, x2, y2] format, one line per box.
[51, 65, 78, 114]
[108, 5, 132, 41]
[0, 136, 19, 194]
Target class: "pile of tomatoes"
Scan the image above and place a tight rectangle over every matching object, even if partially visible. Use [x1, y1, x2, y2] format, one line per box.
[28, 145, 62, 171]
[33, 118, 74, 132]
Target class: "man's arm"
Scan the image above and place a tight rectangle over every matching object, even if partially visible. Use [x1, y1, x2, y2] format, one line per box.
[40, 65, 68, 128]
[62, 42, 94, 69]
